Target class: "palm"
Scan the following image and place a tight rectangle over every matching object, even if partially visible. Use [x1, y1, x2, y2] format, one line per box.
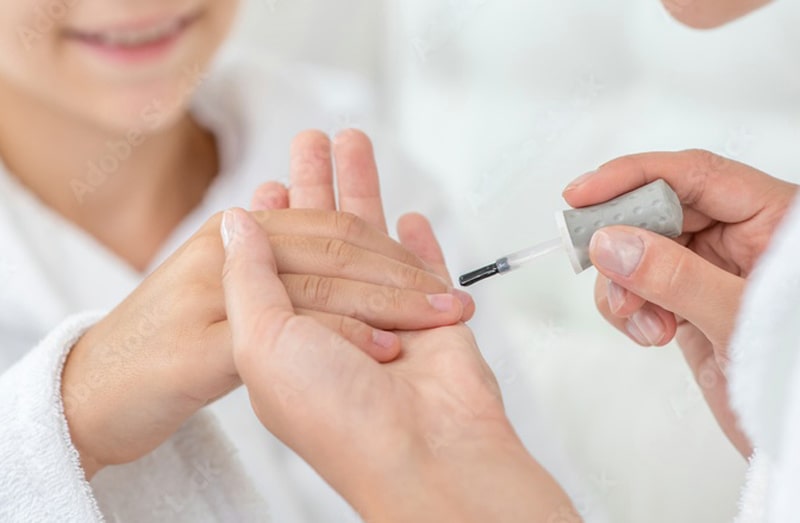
[386, 326, 508, 452]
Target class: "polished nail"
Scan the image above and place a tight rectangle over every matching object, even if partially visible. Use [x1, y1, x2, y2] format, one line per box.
[427, 293, 456, 313]
[591, 230, 644, 277]
[630, 309, 665, 346]
[563, 170, 596, 192]
[607, 280, 627, 314]
[372, 329, 398, 349]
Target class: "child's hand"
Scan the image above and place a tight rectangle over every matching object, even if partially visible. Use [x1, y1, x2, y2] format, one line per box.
[63, 173, 469, 479]
[250, 128, 474, 314]
[250, 129, 390, 233]
[564, 149, 798, 456]
[221, 208, 574, 522]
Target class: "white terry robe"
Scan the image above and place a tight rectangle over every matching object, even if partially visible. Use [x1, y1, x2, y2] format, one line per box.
[0, 57, 416, 522]
[730, 193, 800, 523]
[0, 55, 581, 522]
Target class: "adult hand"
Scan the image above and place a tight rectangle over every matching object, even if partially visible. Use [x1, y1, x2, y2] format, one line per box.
[564, 149, 798, 456]
[221, 207, 574, 522]
[64, 136, 472, 479]
[660, 0, 772, 29]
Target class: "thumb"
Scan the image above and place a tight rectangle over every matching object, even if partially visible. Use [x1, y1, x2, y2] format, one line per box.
[221, 207, 295, 346]
[220, 208, 383, 461]
[589, 226, 745, 347]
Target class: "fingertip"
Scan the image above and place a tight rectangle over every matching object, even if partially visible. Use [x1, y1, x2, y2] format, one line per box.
[562, 170, 600, 205]
[625, 305, 677, 347]
[453, 289, 476, 321]
[290, 130, 333, 176]
[292, 129, 331, 149]
[251, 182, 289, 211]
[333, 128, 370, 147]
[370, 329, 402, 362]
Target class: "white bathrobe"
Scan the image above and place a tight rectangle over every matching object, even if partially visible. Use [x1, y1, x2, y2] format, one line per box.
[1, 53, 796, 521]
[0, 55, 581, 522]
[730, 194, 800, 523]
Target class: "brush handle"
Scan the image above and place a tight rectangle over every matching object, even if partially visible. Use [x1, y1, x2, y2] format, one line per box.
[557, 179, 684, 273]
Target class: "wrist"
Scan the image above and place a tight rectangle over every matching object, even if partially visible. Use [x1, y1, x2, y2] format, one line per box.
[61, 330, 106, 480]
[356, 421, 576, 523]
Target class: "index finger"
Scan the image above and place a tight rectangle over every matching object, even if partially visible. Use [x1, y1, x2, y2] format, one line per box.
[563, 149, 790, 223]
[252, 209, 429, 272]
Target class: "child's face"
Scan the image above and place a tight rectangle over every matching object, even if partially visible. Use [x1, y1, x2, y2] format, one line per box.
[0, 1, 240, 132]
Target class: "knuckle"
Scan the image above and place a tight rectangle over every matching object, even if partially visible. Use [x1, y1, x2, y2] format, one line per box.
[680, 149, 721, 205]
[334, 211, 366, 240]
[182, 233, 224, 275]
[395, 264, 430, 292]
[384, 287, 405, 313]
[322, 238, 354, 269]
[301, 275, 335, 308]
[650, 247, 693, 304]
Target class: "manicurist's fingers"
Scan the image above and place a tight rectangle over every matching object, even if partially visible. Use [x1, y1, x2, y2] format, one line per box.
[589, 226, 745, 351]
[333, 129, 388, 233]
[269, 235, 451, 294]
[252, 209, 429, 271]
[594, 276, 677, 347]
[296, 309, 401, 363]
[563, 150, 792, 223]
[280, 274, 467, 330]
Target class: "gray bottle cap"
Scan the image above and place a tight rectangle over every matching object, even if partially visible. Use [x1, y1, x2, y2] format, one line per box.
[556, 179, 684, 273]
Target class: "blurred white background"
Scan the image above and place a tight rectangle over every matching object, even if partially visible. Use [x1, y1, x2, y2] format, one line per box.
[229, 1, 800, 521]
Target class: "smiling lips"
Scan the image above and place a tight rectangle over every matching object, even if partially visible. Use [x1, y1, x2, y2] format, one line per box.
[64, 12, 199, 61]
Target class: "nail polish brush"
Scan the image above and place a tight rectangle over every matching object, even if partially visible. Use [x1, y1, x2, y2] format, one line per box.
[459, 179, 683, 287]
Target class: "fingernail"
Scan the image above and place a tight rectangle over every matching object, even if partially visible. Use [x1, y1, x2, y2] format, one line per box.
[607, 280, 627, 314]
[625, 319, 651, 346]
[629, 309, 665, 346]
[372, 329, 398, 350]
[452, 289, 473, 309]
[564, 170, 596, 192]
[591, 230, 644, 277]
[221, 210, 237, 250]
[427, 293, 456, 313]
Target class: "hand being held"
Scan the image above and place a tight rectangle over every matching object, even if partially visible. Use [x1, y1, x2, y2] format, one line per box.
[564, 150, 798, 457]
[62, 132, 472, 480]
[221, 208, 573, 522]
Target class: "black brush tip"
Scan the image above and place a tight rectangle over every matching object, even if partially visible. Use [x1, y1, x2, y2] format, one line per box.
[459, 263, 500, 287]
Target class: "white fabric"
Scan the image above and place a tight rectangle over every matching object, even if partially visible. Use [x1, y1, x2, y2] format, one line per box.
[0, 53, 584, 522]
[730, 194, 800, 522]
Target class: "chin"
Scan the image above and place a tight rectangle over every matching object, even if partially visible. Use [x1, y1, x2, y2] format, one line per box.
[80, 76, 200, 135]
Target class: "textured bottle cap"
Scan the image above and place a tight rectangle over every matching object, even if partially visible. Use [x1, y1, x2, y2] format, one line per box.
[557, 179, 684, 274]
